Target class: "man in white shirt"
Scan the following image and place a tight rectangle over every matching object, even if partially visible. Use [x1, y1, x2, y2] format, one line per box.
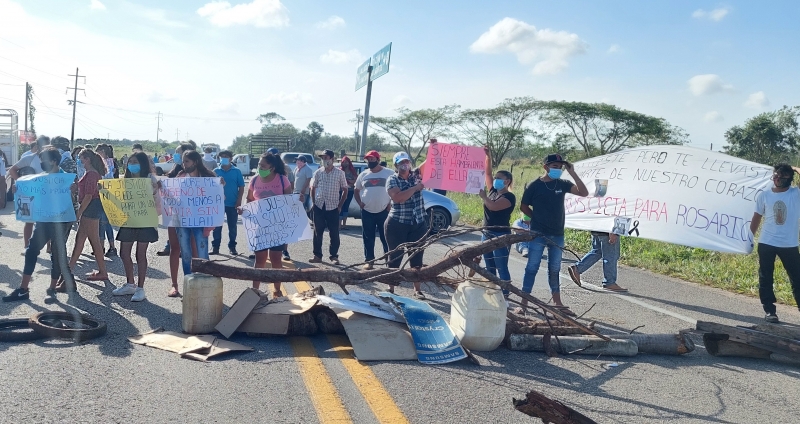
[355, 150, 394, 270]
[750, 163, 800, 323]
[293, 155, 314, 214]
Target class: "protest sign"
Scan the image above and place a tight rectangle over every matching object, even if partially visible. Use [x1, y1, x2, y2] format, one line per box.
[99, 178, 158, 227]
[14, 173, 77, 222]
[562, 145, 774, 254]
[240, 194, 312, 251]
[422, 142, 486, 194]
[159, 177, 224, 227]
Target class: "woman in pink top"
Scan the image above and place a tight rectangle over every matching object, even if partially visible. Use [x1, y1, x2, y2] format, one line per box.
[240, 152, 292, 298]
[69, 149, 109, 283]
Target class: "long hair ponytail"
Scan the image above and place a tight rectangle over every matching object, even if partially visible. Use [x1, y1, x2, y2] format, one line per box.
[80, 149, 108, 176]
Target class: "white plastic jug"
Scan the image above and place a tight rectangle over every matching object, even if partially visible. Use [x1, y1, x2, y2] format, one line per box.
[449, 281, 506, 351]
[182, 273, 224, 334]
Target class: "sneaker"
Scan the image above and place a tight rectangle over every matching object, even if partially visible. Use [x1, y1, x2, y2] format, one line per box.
[309, 256, 322, 263]
[248, 253, 256, 259]
[210, 247, 220, 255]
[362, 263, 374, 270]
[765, 313, 779, 323]
[568, 265, 582, 287]
[131, 287, 146, 302]
[413, 291, 426, 300]
[105, 248, 118, 258]
[156, 248, 170, 256]
[330, 257, 340, 265]
[521, 249, 529, 258]
[46, 288, 57, 297]
[2, 288, 29, 302]
[283, 251, 291, 261]
[112, 283, 137, 296]
[230, 248, 239, 256]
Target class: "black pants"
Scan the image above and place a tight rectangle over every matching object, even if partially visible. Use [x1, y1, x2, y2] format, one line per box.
[385, 218, 427, 269]
[758, 243, 800, 314]
[312, 205, 340, 259]
[24, 222, 73, 281]
[362, 210, 389, 261]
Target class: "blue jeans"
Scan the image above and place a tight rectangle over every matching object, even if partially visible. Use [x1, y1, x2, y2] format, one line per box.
[339, 188, 354, 220]
[212, 206, 239, 251]
[521, 234, 565, 294]
[361, 209, 389, 261]
[99, 209, 114, 245]
[177, 227, 209, 276]
[482, 230, 511, 295]
[575, 234, 620, 286]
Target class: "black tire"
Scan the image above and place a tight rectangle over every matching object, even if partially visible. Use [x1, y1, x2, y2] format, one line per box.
[0, 318, 46, 342]
[29, 312, 107, 342]
[427, 206, 452, 234]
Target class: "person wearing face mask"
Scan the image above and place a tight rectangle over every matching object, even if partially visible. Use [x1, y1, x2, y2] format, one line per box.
[293, 155, 314, 216]
[749, 163, 800, 323]
[8, 135, 49, 249]
[519, 153, 589, 315]
[477, 147, 516, 296]
[355, 150, 394, 269]
[211, 150, 245, 256]
[68, 148, 110, 283]
[174, 150, 219, 281]
[309, 149, 348, 265]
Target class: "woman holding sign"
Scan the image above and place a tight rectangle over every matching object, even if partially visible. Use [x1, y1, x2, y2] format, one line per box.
[110, 152, 160, 302]
[175, 150, 218, 281]
[68, 149, 110, 283]
[240, 152, 292, 298]
[477, 147, 515, 296]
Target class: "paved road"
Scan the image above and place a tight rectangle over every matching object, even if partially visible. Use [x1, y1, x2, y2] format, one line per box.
[1, 208, 799, 423]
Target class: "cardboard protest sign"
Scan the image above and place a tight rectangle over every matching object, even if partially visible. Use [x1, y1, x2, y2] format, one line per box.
[14, 173, 77, 222]
[99, 178, 158, 228]
[563, 145, 773, 254]
[240, 194, 312, 251]
[422, 142, 486, 194]
[379, 292, 468, 364]
[159, 177, 224, 227]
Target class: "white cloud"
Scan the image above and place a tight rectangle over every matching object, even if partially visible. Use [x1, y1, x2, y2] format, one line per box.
[744, 91, 769, 109]
[261, 92, 314, 105]
[469, 17, 587, 75]
[703, 111, 723, 122]
[141, 8, 188, 28]
[209, 99, 239, 114]
[607, 44, 620, 54]
[316, 15, 345, 30]
[90, 0, 106, 11]
[197, 0, 289, 28]
[688, 74, 734, 96]
[145, 90, 178, 103]
[692, 8, 729, 22]
[319, 49, 362, 64]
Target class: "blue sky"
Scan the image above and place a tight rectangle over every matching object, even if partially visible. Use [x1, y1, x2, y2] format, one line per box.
[0, 0, 798, 151]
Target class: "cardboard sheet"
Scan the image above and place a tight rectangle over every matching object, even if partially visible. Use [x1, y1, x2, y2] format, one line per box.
[317, 292, 405, 323]
[337, 311, 417, 361]
[215, 288, 262, 339]
[128, 328, 252, 361]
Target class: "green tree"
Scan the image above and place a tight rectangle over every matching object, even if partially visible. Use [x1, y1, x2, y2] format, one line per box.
[27, 84, 36, 134]
[370, 105, 460, 164]
[541, 101, 688, 158]
[457, 97, 542, 168]
[294, 121, 325, 153]
[724, 106, 800, 164]
[229, 135, 251, 154]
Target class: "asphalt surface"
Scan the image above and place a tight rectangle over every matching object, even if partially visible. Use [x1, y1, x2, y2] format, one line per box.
[1, 205, 799, 424]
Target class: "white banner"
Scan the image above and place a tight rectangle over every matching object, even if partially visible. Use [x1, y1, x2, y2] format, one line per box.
[159, 177, 225, 227]
[563, 145, 773, 254]
[241, 194, 312, 251]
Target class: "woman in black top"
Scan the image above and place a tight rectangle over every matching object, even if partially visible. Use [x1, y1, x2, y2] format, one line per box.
[478, 147, 515, 293]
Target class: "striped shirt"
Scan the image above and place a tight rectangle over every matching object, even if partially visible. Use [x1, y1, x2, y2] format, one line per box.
[311, 167, 347, 211]
[387, 171, 426, 225]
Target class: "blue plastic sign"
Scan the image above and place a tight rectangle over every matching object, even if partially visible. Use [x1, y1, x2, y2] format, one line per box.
[14, 173, 77, 223]
[370, 43, 392, 81]
[355, 58, 371, 91]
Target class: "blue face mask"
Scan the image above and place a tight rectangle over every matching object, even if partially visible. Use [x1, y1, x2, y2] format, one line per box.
[127, 164, 141, 174]
[548, 168, 563, 179]
[220, 158, 230, 166]
[174, 154, 182, 165]
[493, 179, 505, 190]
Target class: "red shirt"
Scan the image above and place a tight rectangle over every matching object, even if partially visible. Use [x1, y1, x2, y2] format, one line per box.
[78, 170, 101, 200]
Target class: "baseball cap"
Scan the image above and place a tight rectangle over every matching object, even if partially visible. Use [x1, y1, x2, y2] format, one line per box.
[296, 156, 307, 162]
[544, 153, 565, 165]
[318, 149, 335, 159]
[365, 150, 380, 160]
[393, 151, 411, 164]
[267, 147, 280, 155]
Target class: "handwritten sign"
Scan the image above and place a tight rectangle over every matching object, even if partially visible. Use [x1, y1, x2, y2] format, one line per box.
[99, 178, 158, 228]
[14, 173, 77, 222]
[159, 177, 224, 227]
[241, 194, 312, 251]
[422, 142, 486, 194]
[563, 145, 773, 254]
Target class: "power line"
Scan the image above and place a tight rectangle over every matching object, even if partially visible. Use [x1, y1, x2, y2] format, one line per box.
[67, 68, 86, 149]
[0, 55, 70, 81]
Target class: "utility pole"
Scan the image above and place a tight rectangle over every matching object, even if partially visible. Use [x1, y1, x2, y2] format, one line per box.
[24, 82, 29, 132]
[67, 68, 86, 150]
[360, 66, 373, 160]
[176, 129, 180, 142]
[156, 111, 162, 143]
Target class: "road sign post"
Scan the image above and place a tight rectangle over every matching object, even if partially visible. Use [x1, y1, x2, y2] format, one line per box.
[356, 43, 392, 159]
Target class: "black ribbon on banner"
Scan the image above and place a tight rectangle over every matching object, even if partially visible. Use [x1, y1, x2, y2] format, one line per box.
[628, 220, 640, 237]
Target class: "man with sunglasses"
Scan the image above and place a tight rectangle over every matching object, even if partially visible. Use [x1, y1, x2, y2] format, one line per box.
[750, 164, 800, 323]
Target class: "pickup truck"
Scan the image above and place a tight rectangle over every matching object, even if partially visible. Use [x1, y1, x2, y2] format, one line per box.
[154, 160, 175, 176]
[282, 152, 319, 173]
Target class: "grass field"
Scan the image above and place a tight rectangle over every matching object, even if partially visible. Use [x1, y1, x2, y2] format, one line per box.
[449, 164, 798, 307]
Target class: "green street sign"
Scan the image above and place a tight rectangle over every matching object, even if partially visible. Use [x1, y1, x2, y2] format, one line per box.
[355, 58, 371, 91]
[370, 43, 391, 81]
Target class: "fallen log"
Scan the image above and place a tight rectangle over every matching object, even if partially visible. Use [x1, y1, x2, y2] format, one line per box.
[703, 334, 772, 359]
[744, 323, 800, 341]
[508, 334, 638, 357]
[513, 390, 597, 424]
[610, 333, 695, 355]
[506, 321, 587, 337]
[696, 321, 800, 355]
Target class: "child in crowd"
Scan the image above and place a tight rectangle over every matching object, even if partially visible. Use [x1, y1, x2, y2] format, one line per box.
[512, 213, 532, 257]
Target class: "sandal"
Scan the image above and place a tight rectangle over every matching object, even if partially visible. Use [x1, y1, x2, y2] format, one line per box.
[271, 291, 284, 300]
[167, 287, 181, 298]
[85, 272, 109, 281]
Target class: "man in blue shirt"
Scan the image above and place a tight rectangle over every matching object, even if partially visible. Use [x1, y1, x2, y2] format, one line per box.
[211, 150, 245, 255]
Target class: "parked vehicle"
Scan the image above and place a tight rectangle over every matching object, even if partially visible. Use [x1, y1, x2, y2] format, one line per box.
[282, 152, 319, 173]
[337, 162, 460, 233]
[154, 160, 175, 176]
[232, 154, 254, 177]
[201, 143, 221, 158]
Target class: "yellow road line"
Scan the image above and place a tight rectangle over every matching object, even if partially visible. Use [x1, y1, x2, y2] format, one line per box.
[289, 337, 353, 424]
[327, 335, 410, 424]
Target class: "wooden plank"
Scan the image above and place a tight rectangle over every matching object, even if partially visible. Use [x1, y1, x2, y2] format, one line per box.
[744, 323, 800, 341]
[696, 320, 800, 355]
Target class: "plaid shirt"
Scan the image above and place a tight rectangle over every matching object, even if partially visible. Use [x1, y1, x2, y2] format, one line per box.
[311, 167, 347, 211]
[386, 171, 426, 225]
